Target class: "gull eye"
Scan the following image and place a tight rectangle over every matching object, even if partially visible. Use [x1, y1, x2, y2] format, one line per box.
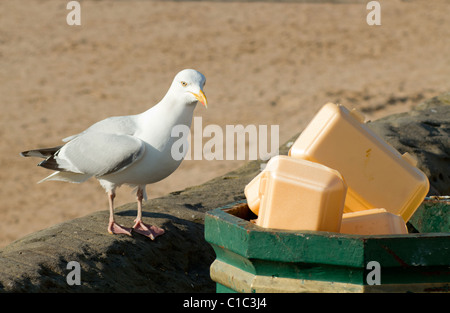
[180, 81, 188, 87]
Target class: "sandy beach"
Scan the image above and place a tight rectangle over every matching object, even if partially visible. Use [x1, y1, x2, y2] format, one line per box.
[0, 0, 449, 248]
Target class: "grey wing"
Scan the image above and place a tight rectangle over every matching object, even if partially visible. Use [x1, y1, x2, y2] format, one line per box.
[44, 132, 145, 177]
[62, 115, 139, 142]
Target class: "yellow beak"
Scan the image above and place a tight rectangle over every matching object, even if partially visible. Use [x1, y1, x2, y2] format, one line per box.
[191, 90, 208, 108]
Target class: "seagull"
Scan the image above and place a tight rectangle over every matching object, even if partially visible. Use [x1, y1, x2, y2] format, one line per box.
[21, 69, 207, 240]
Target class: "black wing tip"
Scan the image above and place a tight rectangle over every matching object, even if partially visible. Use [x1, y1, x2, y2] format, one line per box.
[38, 156, 64, 171]
[19, 146, 63, 159]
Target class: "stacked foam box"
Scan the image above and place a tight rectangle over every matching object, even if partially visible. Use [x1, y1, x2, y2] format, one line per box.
[246, 155, 347, 232]
[245, 103, 429, 235]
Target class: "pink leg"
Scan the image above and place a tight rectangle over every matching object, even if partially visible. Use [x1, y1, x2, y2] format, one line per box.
[132, 187, 165, 240]
[107, 190, 132, 236]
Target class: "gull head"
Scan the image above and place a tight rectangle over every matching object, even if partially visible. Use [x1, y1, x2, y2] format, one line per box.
[169, 69, 208, 108]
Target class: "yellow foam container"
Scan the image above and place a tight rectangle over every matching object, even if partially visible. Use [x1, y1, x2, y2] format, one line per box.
[244, 159, 283, 216]
[289, 103, 429, 222]
[244, 172, 263, 215]
[255, 155, 347, 232]
[340, 208, 408, 235]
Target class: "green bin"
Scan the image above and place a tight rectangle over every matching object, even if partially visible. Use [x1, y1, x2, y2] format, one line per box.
[204, 198, 449, 293]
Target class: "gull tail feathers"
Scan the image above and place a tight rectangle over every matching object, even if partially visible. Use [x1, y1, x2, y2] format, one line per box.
[38, 171, 93, 184]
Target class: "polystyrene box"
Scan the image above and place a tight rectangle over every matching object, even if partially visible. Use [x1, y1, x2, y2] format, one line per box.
[244, 159, 282, 216]
[255, 155, 347, 232]
[244, 172, 263, 215]
[340, 208, 408, 235]
[289, 103, 429, 222]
